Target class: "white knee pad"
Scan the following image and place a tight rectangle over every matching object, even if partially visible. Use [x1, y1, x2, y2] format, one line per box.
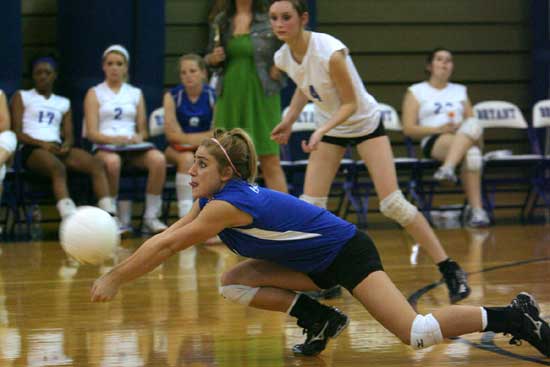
[410, 314, 443, 350]
[219, 284, 260, 306]
[0, 131, 16, 153]
[458, 117, 483, 141]
[379, 190, 418, 227]
[300, 194, 328, 209]
[465, 146, 482, 172]
[0, 165, 5, 183]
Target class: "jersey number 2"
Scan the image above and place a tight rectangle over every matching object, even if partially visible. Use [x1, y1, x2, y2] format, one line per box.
[114, 107, 123, 120]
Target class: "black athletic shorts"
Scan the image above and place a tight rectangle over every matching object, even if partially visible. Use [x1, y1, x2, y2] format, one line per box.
[308, 230, 384, 293]
[321, 119, 386, 148]
[20, 145, 41, 169]
[422, 134, 441, 158]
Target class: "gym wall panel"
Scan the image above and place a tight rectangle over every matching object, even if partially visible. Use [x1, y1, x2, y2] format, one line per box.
[318, 0, 528, 24]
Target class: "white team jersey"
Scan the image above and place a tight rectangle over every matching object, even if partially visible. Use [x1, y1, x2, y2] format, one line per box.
[93, 82, 141, 137]
[409, 81, 468, 146]
[275, 32, 379, 137]
[20, 89, 70, 143]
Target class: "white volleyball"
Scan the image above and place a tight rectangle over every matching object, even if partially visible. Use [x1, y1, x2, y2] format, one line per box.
[59, 206, 120, 265]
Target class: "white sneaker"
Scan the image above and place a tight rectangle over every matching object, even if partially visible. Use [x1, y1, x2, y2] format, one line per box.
[178, 200, 194, 217]
[468, 208, 490, 228]
[433, 166, 458, 184]
[142, 217, 168, 234]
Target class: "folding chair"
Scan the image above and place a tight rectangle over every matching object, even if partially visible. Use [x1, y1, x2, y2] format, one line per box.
[148, 107, 167, 151]
[522, 99, 550, 221]
[0, 164, 24, 239]
[14, 146, 94, 239]
[474, 100, 542, 222]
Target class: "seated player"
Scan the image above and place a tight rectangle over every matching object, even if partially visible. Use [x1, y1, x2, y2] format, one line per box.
[11, 55, 116, 220]
[84, 45, 168, 234]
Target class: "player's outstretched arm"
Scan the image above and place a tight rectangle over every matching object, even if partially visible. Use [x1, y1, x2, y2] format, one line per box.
[90, 200, 252, 302]
[271, 88, 309, 145]
[163, 200, 201, 234]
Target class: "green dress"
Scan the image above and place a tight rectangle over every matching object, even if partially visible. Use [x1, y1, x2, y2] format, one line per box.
[214, 34, 281, 156]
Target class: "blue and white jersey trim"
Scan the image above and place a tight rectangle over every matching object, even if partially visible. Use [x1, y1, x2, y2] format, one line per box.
[233, 227, 322, 241]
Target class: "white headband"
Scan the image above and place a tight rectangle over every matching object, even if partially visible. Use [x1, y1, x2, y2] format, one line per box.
[103, 44, 130, 63]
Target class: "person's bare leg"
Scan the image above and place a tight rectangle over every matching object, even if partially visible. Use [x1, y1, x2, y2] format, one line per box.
[352, 271, 482, 343]
[258, 154, 288, 193]
[128, 149, 166, 195]
[461, 169, 483, 209]
[26, 148, 70, 200]
[300, 143, 346, 212]
[357, 136, 448, 263]
[220, 259, 320, 312]
[63, 148, 110, 199]
[95, 151, 121, 197]
[442, 133, 475, 168]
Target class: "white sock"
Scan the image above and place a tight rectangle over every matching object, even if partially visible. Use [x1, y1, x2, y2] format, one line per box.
[117, 200, 133, 226]
[57, 198, 76, 218]
[176, 173, 193, 202]
[97, 196, 116, 215]
[178, 200, 194, 217]
[144, 194, 162, 219]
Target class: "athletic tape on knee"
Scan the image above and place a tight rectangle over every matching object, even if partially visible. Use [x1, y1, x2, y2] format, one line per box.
[300, 194, 328, 209]
[0, 131, 17, 153]
[465, 146, 482, 172]
[458, 117, 482, 141]
[219, 284, 260, 306]
[379, 190, 418, 227]
[410, 313, 443, 350]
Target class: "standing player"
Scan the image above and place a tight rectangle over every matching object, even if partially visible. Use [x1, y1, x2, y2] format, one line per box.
[91, 128, 550, 359]
[269, 0, 469, 303]
[163, 54, 215, 217]
[84, 45, 168, 234]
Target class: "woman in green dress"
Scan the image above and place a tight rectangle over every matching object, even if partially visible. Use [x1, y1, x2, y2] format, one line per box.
[205, 0, 288, 192]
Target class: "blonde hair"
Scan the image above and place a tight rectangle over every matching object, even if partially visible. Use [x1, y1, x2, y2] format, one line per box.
[202, 128, 258, 183]
[178, 53, 208, 83]
[179, 53, 207, 72]
[102, 50, 129, 82]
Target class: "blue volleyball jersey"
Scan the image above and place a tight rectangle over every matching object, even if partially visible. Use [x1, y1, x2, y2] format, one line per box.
[170, 84, 215, 133]
[199, 180, 357, 273]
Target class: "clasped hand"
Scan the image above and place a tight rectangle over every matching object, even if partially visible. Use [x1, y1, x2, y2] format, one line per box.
[90, 273, 120, 302]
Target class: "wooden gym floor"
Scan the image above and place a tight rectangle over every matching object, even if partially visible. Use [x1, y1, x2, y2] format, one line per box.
[0, 224, 549, 366]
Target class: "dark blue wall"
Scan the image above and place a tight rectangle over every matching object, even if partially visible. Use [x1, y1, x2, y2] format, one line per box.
[0, 0, 22, 97]
[532, 0, 550, 103]
[57, 0, 165, 143]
